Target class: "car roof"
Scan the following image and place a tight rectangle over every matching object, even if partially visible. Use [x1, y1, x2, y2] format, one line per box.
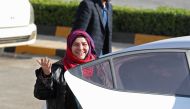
[103, 35, 190, 57]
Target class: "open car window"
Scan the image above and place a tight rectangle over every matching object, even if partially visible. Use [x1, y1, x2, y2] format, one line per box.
[69, 60, 114, 89]
[113, 52, 190, 96]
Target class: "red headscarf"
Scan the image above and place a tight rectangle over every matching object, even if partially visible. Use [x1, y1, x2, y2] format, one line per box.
[63, 29, 96, 70]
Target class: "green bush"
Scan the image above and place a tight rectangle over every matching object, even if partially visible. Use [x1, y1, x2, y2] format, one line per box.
[31, 0, 79, 26]
[30, 0, 190, 37]
[113, 6, 190, 36]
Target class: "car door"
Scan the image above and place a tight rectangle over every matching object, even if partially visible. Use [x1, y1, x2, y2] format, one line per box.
[113, 50, 190, 109]
[65, 49, 190, 109]
[65, 59, 116, 109]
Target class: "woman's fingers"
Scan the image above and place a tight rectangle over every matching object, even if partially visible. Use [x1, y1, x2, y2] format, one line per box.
[36, 57, 52, 76]
[36, 59, 41, 65]
[47, 59, 52, 69]
[36, 57, 52, 68]
[41, 58, 45, 65]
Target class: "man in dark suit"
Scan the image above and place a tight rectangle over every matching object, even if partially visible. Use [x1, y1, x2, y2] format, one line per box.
[72, 0, 112, 56]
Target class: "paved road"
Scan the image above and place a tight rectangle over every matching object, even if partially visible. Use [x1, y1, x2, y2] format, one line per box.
[0, 53, 58, 109]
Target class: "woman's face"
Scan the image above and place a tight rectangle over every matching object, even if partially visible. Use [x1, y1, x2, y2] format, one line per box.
[71, 37, 89, 59]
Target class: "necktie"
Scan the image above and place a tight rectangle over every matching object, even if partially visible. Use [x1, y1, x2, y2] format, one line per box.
[102, 7, 107, 27]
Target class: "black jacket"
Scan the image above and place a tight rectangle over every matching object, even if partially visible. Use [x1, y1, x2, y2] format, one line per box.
[72, 0, 112, 56]
[34, 60, 80, 109]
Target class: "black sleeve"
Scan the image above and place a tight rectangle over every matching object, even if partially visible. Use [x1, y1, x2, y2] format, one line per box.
[33, 68, 56, 100]
[72, 0, 92, 31]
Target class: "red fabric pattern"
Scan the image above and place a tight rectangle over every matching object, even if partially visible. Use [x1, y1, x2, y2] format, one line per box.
[82, 67, 94, 79]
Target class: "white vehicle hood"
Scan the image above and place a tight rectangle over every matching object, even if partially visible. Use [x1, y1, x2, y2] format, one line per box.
[0, 0, 30, 27]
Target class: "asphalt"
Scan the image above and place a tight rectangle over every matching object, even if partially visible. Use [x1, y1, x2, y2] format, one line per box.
[4, 34, 135, 57]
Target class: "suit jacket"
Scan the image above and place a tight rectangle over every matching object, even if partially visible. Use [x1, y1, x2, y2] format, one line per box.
[72, 0, 112, 56]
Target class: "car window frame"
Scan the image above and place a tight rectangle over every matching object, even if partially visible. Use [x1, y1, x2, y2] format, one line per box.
[69, 49, 190, 94]
[112, 49, 190, 96]
[69, 56, 115, 89]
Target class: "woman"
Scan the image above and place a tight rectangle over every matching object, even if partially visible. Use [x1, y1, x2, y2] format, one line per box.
[34, 29, 96, 109]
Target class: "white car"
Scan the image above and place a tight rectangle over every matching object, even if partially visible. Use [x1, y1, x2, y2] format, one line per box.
[65, 36, 190, 109]
[0, 0, 37, 48]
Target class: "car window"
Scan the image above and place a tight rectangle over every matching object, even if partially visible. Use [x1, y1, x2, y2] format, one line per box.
[113, 52, 190, 96]
[70, 60, 114, 89]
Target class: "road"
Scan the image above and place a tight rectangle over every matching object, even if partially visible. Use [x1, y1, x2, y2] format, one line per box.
[0, 53, 59, 109]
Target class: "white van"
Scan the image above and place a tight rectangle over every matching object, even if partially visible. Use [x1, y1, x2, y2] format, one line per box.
[0, 0, 37, 48]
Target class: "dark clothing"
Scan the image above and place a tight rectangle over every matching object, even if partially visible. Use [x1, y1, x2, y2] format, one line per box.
[72, 0, 112, 56]
[34, 60, 79, 109]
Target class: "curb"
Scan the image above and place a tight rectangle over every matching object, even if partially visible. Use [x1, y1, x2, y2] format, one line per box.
[4, 46, 66, 57]
[134, 34, 170, 45]
[3, 25, 172, 57]
[37, 25, 171, 44]
[37, 25, 71, 38]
